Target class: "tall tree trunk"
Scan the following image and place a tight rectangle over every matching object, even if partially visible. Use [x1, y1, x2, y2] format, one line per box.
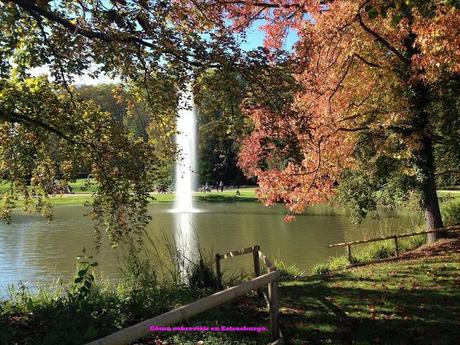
[412, 82, 444, 243]
[419, 135, 444, 243]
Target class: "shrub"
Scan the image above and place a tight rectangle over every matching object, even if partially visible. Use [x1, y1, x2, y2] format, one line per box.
[355, 241, 395, 261]
[68, 249, 98, 303]
[314, 230, 428, 275]
[186, 255, 216, 290]
[327, 255, 350, 270]
[311, 255, 349, 275]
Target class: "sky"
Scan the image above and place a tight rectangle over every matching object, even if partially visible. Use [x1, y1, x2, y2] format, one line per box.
[30, 23, 299, 85]
[239, 19, 299, 51]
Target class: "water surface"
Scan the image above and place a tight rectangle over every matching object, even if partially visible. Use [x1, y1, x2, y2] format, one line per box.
[0, 201, 422, 293]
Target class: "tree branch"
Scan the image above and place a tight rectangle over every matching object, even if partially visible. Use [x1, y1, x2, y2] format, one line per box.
[215, 1, 307, 10]
[1, 106, 84, 147]
[9, 0, 204, 67]
[357, 11, 410, 65]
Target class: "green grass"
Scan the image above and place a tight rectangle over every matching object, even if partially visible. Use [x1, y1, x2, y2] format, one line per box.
[0, 234, 460, 345]
[1, 185, 258, 207]
[438, 190, 460, 203]
[312, 233, 427, 275]
[279, 238, 460, 344]
[1, 177, 258, 206]
[2, 178, 459, 207]
[2, 238, 459, 344]
[68, 179, 99, 194]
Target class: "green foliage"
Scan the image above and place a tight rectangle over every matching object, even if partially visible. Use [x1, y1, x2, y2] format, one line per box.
[311, 256, 350, 275]
[0, 0, 245, 246]
[442, 200, 460, 226]
[195, 69, 249, 185]
[186, 256, 216, 290]
[365, 0, 459, 20]
[337, 163, 415, 224]
[356, 240, 397, 261]
[312, 263, 330, 276]
[68, 249, 98, 302]
[0, 77, 161, 246]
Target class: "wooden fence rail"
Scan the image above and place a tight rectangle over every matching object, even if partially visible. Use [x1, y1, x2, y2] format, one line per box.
[328, 225, 460, 263]
[86, 245, 283, 345]
[215, 245, 271, 291]
[85, 270, 281, 345]
[215, 244, 282, 342]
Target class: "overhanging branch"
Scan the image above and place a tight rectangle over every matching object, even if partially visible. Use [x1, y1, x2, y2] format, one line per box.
[357, 11, 410, 65]
[9, 0, 203, 67]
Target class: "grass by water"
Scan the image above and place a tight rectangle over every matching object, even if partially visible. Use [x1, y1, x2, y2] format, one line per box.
[0, 182, 258, 207]
[279, 236, 460, 344]
[2, 178, 459, 207]
[2, 236, 459, 344]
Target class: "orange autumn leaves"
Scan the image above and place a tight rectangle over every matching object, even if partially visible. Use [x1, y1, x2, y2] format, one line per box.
[197, 0, 460, 219]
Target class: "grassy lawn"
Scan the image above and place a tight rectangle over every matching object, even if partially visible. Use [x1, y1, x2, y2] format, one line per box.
[35, 187, 460, 207]
[438, 189, 460, 202]
[277, 237, 460, 344]
[1, 177, 259, 206]
[2, 178, 460, 207]
[3, 236, 458, 345]
[14, 187, 258, 206]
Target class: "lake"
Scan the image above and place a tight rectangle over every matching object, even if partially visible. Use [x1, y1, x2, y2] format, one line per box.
[0, 201, 422, 294]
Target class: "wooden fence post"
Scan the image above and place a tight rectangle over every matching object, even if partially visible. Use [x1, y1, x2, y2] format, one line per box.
[215, 254, 222, 291]
[394, 235, 399, 258]
[253, 245, 262, 297]
[268, 278, 280, 342]
[347, 244, 352, 264]
[253, 245, 261, 277]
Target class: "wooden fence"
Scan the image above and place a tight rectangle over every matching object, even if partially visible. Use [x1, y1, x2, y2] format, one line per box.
[85, 245, 282, 345]
[328, 225, 460, 264]
[215, 244, 275, 291]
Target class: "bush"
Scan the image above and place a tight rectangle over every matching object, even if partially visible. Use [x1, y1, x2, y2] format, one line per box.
[311, 255, 349, 275]
[186, 255, 216, 290]
[442, 200, 460, 226]
[355, 241, 395, 261]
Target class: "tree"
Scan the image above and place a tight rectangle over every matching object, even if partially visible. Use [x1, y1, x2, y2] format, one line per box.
[209, 0, 460, 242]
[194, 69, 250, 186]
[0, 0, 243, 245]
[77, 84, 127, 125]
[0, 76, 160, 245]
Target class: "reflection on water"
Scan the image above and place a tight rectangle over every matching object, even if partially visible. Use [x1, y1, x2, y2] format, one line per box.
[174, 212, 198, 275]
[0, 202, 423, 293]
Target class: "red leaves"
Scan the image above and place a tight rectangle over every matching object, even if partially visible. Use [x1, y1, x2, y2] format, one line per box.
[195, 1, 460, 220]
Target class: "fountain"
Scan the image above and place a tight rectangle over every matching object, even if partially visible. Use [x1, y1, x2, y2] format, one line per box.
[172, 86, 198, 271]
[173, 87, 197, 213]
